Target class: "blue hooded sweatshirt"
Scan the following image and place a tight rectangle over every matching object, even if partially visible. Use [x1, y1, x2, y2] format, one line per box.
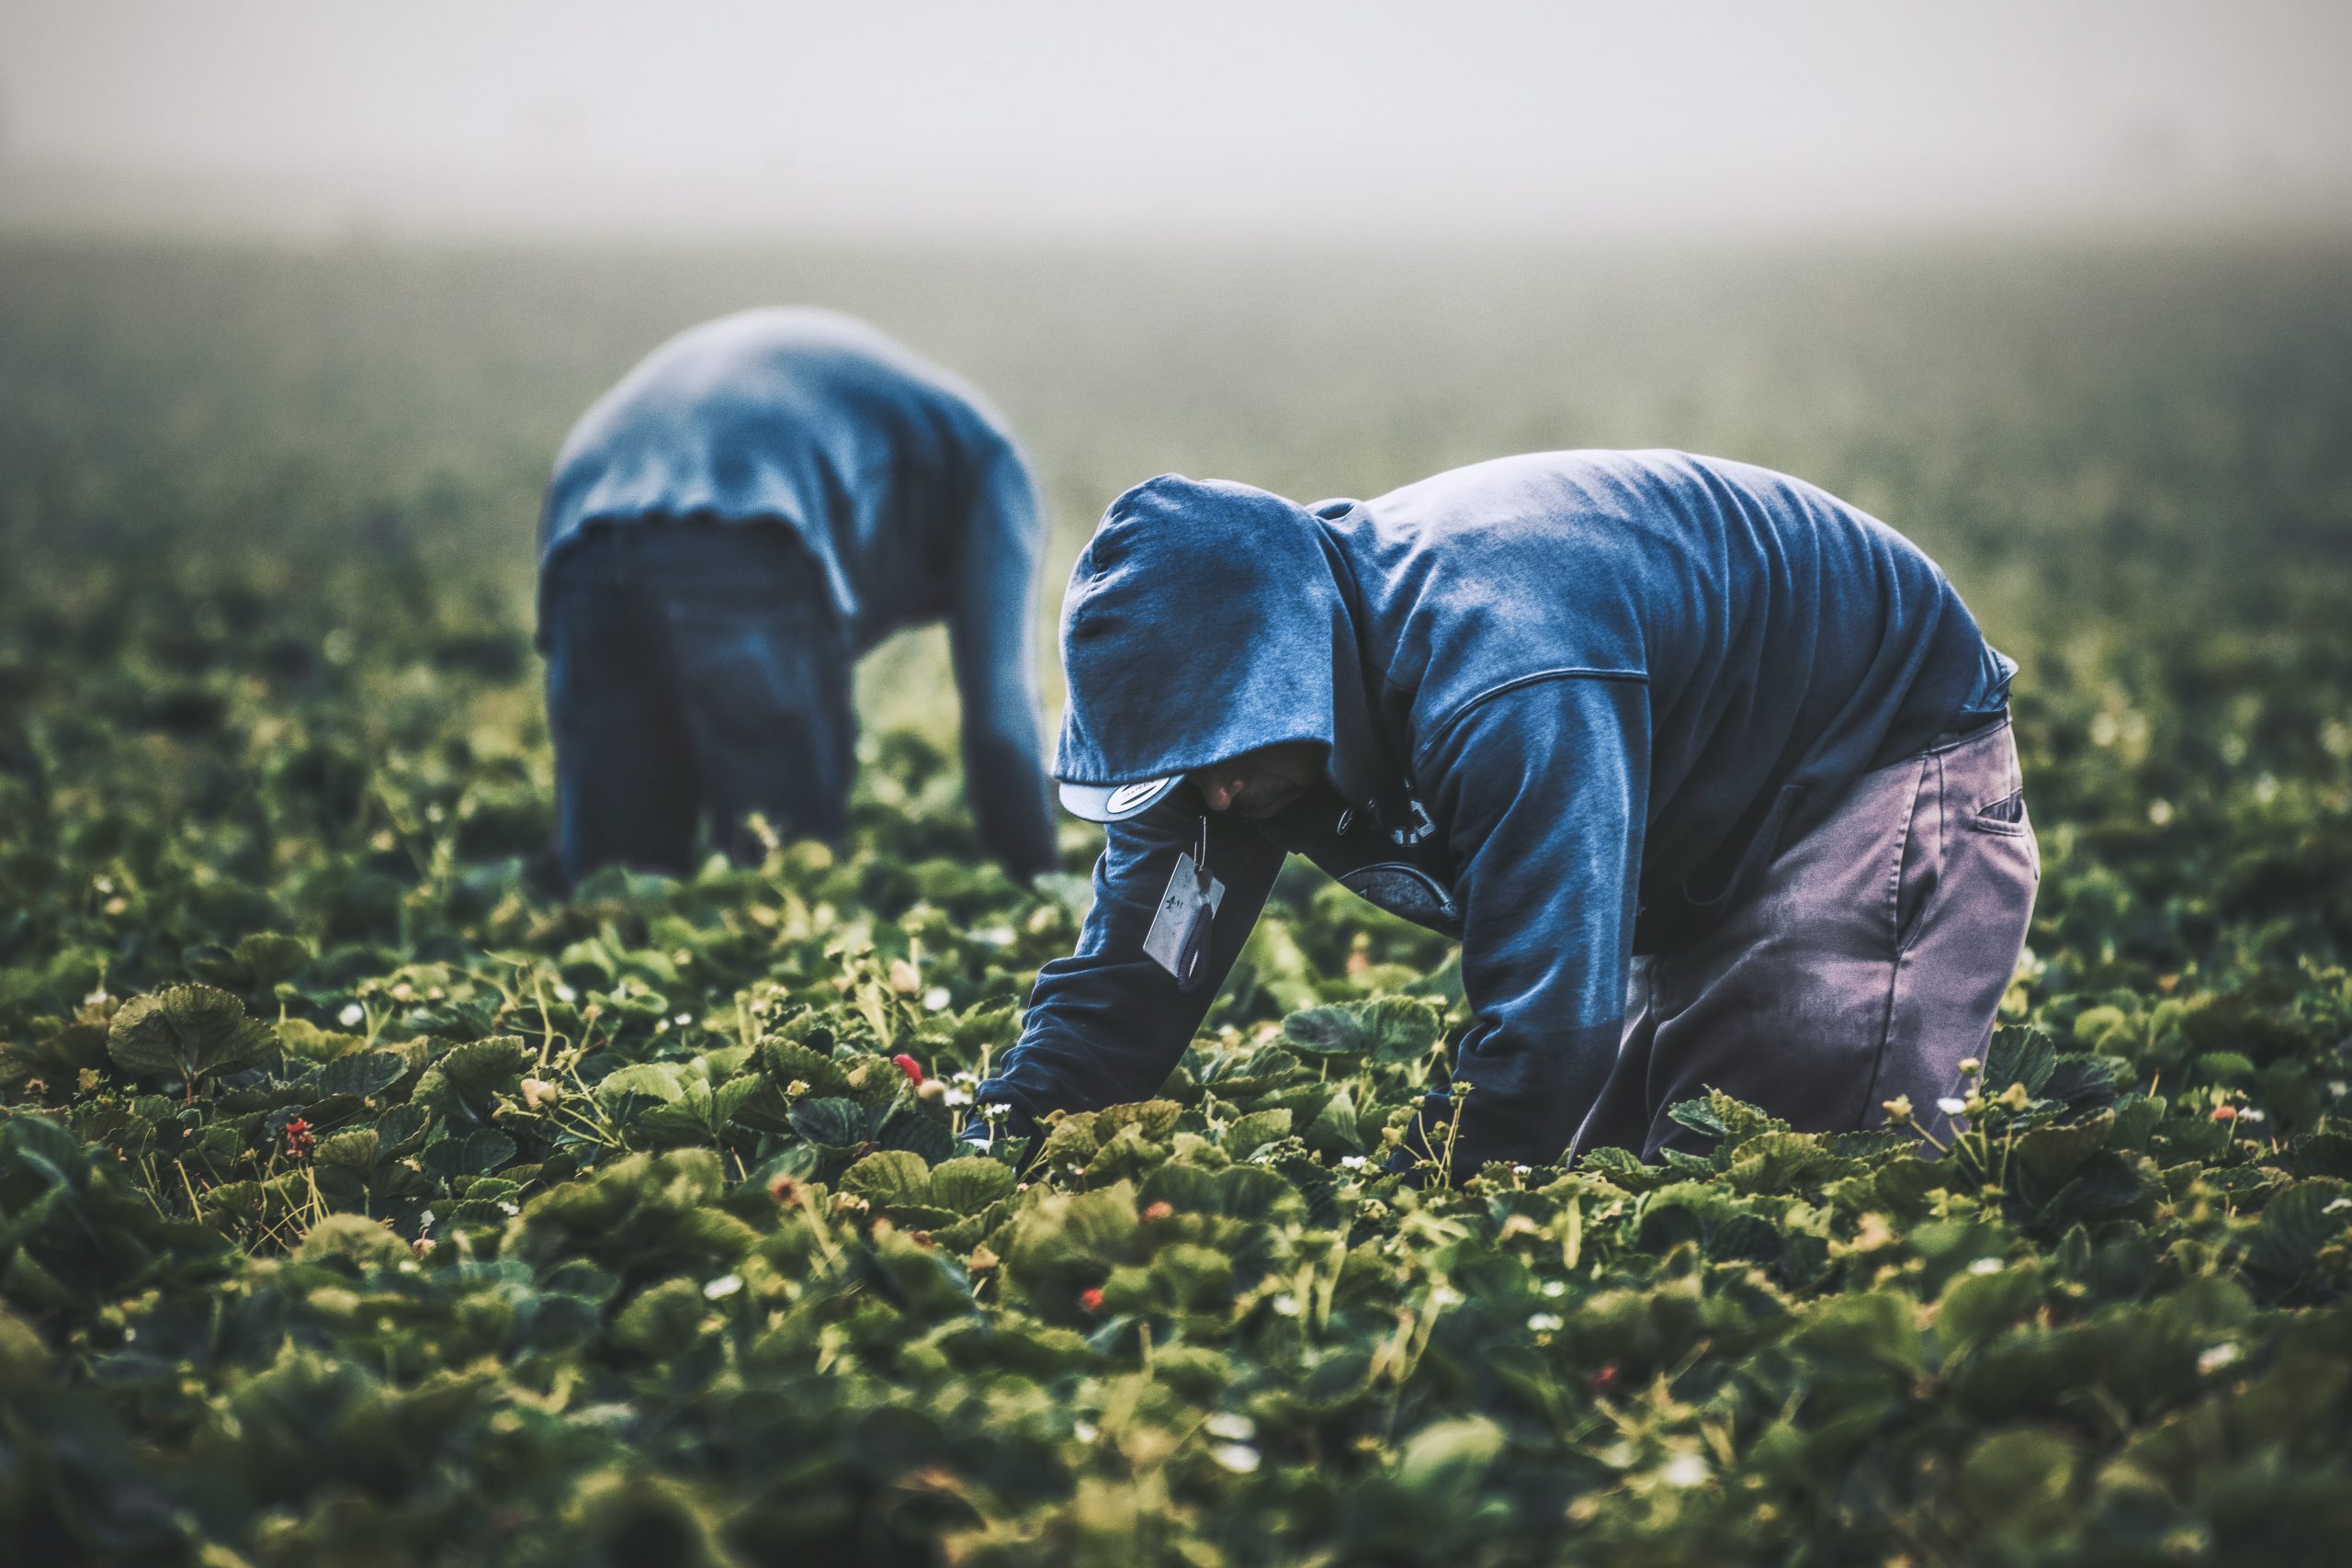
[979, 450, 2012, 1168]
[539, 307, 1056, 876]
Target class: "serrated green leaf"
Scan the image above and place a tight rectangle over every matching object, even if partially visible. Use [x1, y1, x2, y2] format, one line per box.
[787, 1096, 868, 1147]
[422, 1129, 516, 1180]
[1984, 1024, 2057, 1099]
[107, 986, 274, 1092]
[1282, 1006, 1367, 1058]
[316, 1050, 406, 1101]
[929, 1156, 1016, 1214]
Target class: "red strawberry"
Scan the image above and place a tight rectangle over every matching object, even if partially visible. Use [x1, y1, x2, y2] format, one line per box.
[1080, 1287, 1106, 1313]
[891, 1053, 924, 1085]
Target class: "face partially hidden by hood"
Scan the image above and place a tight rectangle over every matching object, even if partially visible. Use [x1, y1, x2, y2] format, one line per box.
[1055, 475, 1392, 819]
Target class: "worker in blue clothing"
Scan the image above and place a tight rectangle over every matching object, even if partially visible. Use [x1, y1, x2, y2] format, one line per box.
[977, 452, 2040, 1174]
[537, 308, 1058, 888]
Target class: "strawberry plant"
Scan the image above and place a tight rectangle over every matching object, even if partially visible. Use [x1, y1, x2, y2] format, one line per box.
[6, 236, 2352, 1564]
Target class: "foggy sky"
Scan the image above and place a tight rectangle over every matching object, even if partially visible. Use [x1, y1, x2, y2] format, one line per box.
[4, 0, 2348, 238]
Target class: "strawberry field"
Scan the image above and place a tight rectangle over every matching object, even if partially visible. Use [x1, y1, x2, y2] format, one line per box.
[5, 239, 2352, 1565]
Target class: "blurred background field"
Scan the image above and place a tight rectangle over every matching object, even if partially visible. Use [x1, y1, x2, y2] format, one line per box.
[4, 231, 2350, 1010]
[6, 232, 2349, 712]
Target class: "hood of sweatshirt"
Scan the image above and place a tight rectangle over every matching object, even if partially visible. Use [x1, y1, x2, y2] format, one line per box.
[1053, 475, 1410, 830]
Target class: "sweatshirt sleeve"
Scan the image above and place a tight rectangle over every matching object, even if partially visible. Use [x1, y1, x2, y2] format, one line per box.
[978, 798, 1287, 1129]
[947, 440, 1060, 881]
[1419, 674, 1650, 1170]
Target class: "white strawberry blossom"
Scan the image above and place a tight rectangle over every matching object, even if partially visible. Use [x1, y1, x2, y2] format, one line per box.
[1659, 1453, 1710, 1488]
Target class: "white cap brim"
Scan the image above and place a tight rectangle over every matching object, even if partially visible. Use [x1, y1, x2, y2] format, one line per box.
[1057, 775, 1183, 822]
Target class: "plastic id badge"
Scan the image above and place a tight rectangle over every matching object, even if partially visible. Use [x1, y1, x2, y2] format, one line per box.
[1143, 851, 1224, 991]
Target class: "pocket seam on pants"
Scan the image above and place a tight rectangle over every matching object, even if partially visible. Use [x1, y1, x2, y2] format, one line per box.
[1966, 790, 2031, 838]
[1893, 752, 1941, 958]
[1865, 755, 1938, 1127]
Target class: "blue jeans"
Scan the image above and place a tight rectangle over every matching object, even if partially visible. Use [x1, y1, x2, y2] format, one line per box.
[541, 521, 852, 886]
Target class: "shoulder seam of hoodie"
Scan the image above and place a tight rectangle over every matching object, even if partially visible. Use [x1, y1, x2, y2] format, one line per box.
[1413, 667, 1647, 769]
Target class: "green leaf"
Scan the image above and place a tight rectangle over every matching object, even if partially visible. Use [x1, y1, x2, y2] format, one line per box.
[2247, 1180, 2352, 1284]
[2288, 1133, 2352, 1180]
[2194, 1050, 2257, 1086]
[236, 933, 313, 988]
[1394, 1416, 1504, 1495]
[1304, 1088, 1362, 1154]
[2036, 1152, 2148, 1232]
[376, 1104, 429, 1156]
[596, 1062, 690, 1108]
[2013, 1111, 2116, 1206]
[107, 985, 274, 1092]
[1222, 1109, 1293, 1160]
[314, 1128, 379, 1174]
[841, 1149, 933, 1210]
[1666, 1095, 1734, 1143]
[295, 1213, 408, 1271]
[413, 1037, 529, 1122]
[183, 933, 311, 993]
[1933, 1261, 2041, 1354]
[1984, 1024, 2057, 1100]
[929, 1156, 1016, 1214]
[1283, 998, 1442, 1066]
[1795, 1291, 1922, 1373]
[1282, 1006, 1368, 1058]
[277, 1019, 365, 1065]
[1953, 1428, 2077, 1537]
[1362, 997, 1445, 1066]
[788, 1096, 868, 1147]
[2041, 1052, 2125, 1111]
[423, 1129, 516, 1180]
[875, 1107, 959, 1165]
[0, 1022, 107, 1097]
[316, 1049, 406, 1101]
[760, 1039, 854, 1097]
[714, 1075, 787, 1133]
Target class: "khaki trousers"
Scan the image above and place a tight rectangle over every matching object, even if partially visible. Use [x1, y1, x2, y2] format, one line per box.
[1577, 716, 2041, 1160]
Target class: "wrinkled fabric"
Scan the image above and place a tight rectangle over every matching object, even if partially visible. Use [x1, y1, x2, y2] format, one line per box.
[1593, 716, 2039, 1160]
[537, 308, 1057, 877]
[543, 522, 852, 885]
[985, 451, 2014, 1168]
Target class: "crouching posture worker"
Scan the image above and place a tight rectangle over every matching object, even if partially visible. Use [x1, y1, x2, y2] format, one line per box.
[978, 451, 2039, 1172]
[538, 307, 1057, 886]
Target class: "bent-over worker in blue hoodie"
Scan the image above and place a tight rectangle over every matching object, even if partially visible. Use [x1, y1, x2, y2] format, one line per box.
[538, 308, 1057, 887]
[977, 452, 2040, 1172]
